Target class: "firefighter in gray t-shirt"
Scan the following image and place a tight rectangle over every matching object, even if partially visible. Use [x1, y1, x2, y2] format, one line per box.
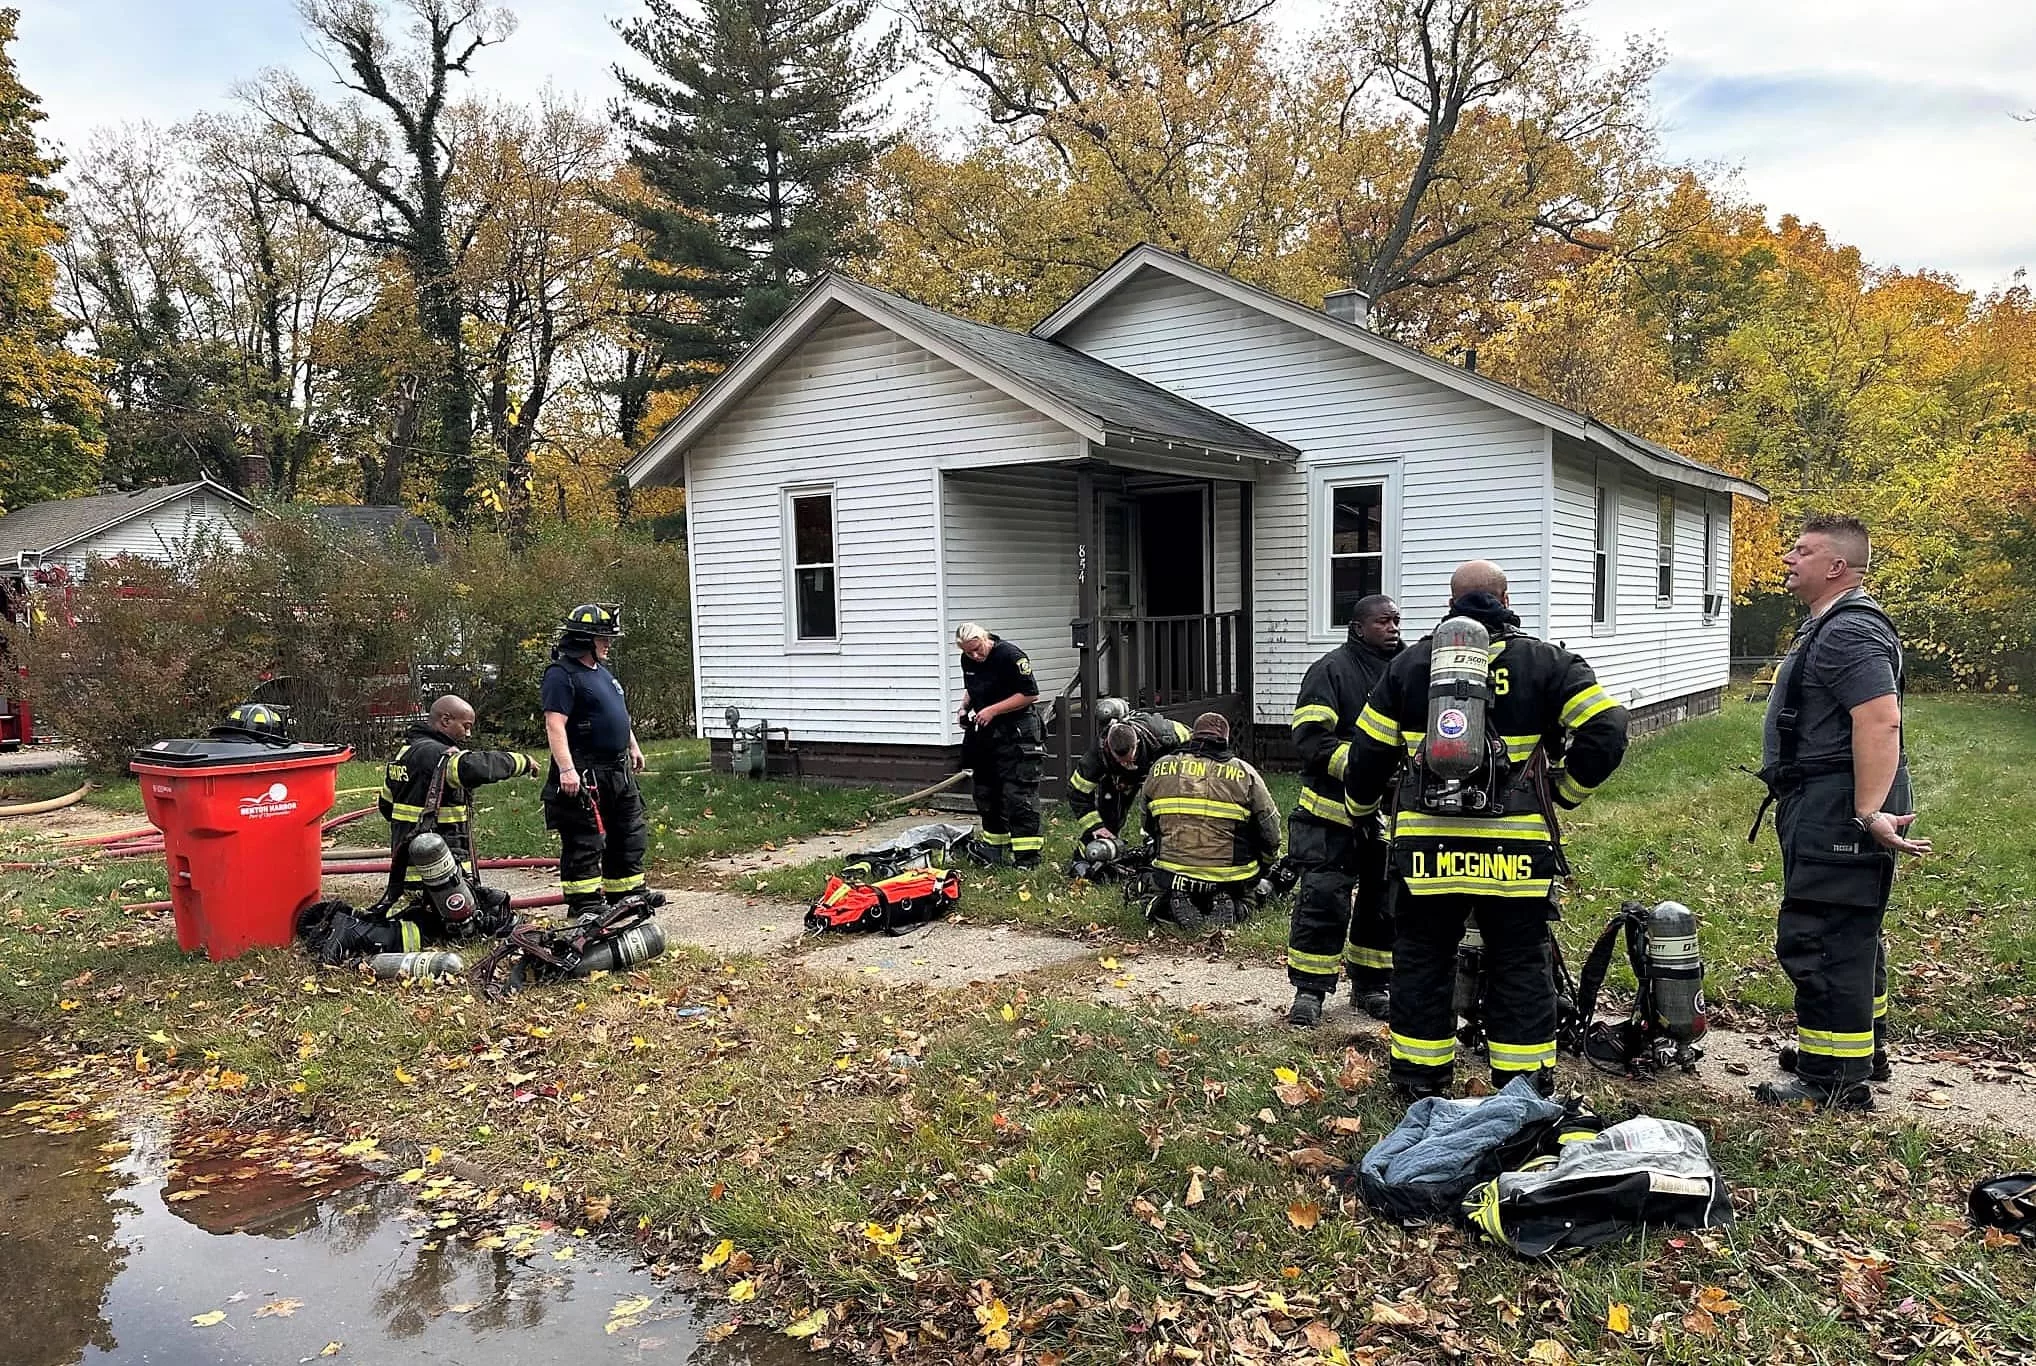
[1751, 515, 1930, 1111]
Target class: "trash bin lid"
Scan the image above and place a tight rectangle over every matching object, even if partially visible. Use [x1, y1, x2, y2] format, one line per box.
[131, 737, 351, 769]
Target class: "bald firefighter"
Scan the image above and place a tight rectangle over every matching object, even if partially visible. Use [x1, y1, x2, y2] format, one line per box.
[1064, 698, 1192, 849]
[1346, 562, 1628, 1100]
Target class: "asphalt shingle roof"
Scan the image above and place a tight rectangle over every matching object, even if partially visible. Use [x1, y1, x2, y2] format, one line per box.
[308, 505, 443, 562]
[0, 483, 211, 559]
[837, 278, 1296, 460]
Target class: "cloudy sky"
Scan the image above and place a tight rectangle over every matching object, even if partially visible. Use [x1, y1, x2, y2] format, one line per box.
[17, 0, 2036, 289]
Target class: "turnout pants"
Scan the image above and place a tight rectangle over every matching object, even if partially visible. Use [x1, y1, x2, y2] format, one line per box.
[966, 712, 1045, 861]
[544, 760, 648, 911]
[1389, 890, 1557, 1091]
[1777, 897, 1889, 1087]
[1286, 814, 1394, 992]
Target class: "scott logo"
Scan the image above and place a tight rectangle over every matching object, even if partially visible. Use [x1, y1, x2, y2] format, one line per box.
[239, 782, 299, 819]
[1436, 708, 1469, 739]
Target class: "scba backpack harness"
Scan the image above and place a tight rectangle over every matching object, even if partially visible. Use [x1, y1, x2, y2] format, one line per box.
[805, 824, 968, 935]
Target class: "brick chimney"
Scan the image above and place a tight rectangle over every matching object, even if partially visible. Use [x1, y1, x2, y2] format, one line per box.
[239, 453, 270, 493]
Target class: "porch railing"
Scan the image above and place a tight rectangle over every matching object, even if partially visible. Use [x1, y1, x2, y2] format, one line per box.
[1098, 611, 1242, 709]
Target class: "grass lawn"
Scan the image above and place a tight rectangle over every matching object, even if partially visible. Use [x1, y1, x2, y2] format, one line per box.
[750, 692, 2036, 1052]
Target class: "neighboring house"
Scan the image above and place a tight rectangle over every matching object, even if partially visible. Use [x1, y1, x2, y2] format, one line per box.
[0, 479, 257, 577]
[306, 504, 444, 563]
[626, 244, 1767, 787]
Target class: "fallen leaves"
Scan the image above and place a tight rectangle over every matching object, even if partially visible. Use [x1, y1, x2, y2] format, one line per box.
[700, 1237, 733, 1271]
[253, 1298, 303, 1319]
[190, 1310, 227, 1326]
[974, 1296, 1012, 1350]
[1526, 1340, 1574, 1365]
[729, 1279, 758, 1303]
[1606, 1302, 1632, 1334]
[1369, 1298, 1429, 1327]
[1286, 1200, 1321, 1230]
[784, 1307, 830, 1338]
[1184, 1174, 1205, 1207]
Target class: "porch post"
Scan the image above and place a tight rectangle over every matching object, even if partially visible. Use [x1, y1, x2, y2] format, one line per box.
[1076, 463, 1101, 752]
[1238, 479, 1255, 757]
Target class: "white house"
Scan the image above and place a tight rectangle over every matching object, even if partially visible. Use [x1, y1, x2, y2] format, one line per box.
[627, 245, 1767, 786]
[0, 479, 257, 578]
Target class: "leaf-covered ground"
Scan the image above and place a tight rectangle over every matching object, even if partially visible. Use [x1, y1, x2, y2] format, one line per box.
[4, 693, 2036, 1363]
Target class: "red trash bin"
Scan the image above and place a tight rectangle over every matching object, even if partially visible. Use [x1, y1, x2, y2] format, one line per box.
[131, 736, 352, 961]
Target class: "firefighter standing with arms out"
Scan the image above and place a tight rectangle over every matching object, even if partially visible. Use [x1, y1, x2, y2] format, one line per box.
[1346, 562, 1628, 1099]
[1286, 594, 1404, 1027]
[955, 622, 1046, 868]
[543, 604, 651, 915]
[1143, 712, 1282, 932]
[1065, 697, 1191, 849]
[1751, 515, 1927, 1110]
[373, 694, 536, 944]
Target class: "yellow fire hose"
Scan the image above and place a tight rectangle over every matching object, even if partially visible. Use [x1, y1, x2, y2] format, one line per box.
[0, 783, 93, 817]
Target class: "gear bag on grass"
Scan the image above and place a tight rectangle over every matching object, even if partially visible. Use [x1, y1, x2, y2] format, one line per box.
[1463, 1115, 1731, 1256]
[804, 822, 969, 934]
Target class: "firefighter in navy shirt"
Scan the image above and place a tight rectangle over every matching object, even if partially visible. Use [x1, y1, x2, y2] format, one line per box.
[955, 622, 1045, 867]
[542, 603, 650, 914]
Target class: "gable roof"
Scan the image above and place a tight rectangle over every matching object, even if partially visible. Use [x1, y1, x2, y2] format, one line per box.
[0, 479, 259, 563]
[1034, 245, 1768, 503]
[626, 275, 1296, 486]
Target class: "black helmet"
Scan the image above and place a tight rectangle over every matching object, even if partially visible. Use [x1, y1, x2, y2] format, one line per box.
[214, 701, 290, 744]
[1093, 696, 1131, 727]
[560, 603, 625, 638]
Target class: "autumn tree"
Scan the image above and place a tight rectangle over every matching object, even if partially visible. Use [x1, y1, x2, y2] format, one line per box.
[610, 0, 900, 393]
[242, 0, 513, 520]
[1305, 0, 1661, 341]
[0, 6, 104, 510]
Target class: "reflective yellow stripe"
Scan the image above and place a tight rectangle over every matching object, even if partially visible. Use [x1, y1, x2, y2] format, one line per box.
[1400, 730, 1425, 755]
[980, 831, 1011, 846]
[1171, 722, 1192, 742]
[1797, 1027, 1875, 1059]
[603, 873, 645, 893]
[561, 876, 603, 895]
[1557, 1130, 1599, 1145]
[1488, 1040, 1557, 1071]
[1560, 686, 1620, 728]
[1553, 771, 1595, 804]
[1465, 1181, 1508, 1244]
[1075, 810, 1104, 834]
[400, 920, 422, 953]
[1403, 878, 1554, 899]
[1288, 948, 1342, 977]
[1873, 991, 1889, 1020]
[1155, 858, 1258, 880]
[1391, 1032, 1456, 1065]
[1345, 795, 1379, 818]
[1327, 741, 1351, 780]
[1010, 836, 1045, 852]
[1355, 705, 1400, 746]
[1068, 770, 1099, 794]
[1149, 796, 1251, 821]
[1394, 812, 1551, 840]
[384, 802, 468, 823]
[1344, 944, 1392, 970]
[1292, 704, 1338, 727]
[1501, 735, 1540, 763]
[1298, 788, 1353, 826]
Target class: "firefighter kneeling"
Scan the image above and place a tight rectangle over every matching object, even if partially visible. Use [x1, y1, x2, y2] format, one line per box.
[1142, 713, 1281, 933]
[1345, 561, 1628, 1101]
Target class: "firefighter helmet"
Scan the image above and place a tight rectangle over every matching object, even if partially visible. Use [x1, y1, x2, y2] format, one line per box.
[215, 701, 290, 744]
[1093, 696, 1131, 727]
[560, 603, 625, 638]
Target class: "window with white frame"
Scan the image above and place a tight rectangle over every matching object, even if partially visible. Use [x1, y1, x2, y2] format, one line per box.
[1592, 483, 1613, 625]
[1327, 481, 1385, 626]
[1655, 489, 1675, 604]
[786, 487, 837, 641]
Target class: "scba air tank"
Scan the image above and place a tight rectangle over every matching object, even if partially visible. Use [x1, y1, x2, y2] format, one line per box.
[1645, 900, 1707, 1044]
[1452, 922, 1485, 1025]
[571, 922, 669, 976]
[1422, 615, 1493, 787]
[370, 951, 466, 981]
[407, 831, 478, 926]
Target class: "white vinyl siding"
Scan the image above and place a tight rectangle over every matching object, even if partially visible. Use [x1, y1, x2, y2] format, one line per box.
[1057, 268, 1549, 724]
[60, 490, 251, 576]
[685, 307, 1081, 745]
[940, 467, 1080, 739]
[1548, 438, 1732, 707]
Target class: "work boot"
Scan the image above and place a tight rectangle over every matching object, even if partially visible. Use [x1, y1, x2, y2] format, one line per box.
[1391, 1075, 1451, 1104]
[1349, 979, 1391, 1021]
[1166, 887, 1206, 935]
[1286, 990, 1324, 1028]
[963, 838, 1004, 868]
[1493, 1067, 1556, 1098]
[1752, 1075, 1873, 1111]
[1205, 891, 1239, 930]
[1012, 852, 1041, 870]
[1778, 1043, 1891, 1084]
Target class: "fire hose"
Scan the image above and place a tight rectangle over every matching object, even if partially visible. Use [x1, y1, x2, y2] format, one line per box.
[0, 783, 93, 817]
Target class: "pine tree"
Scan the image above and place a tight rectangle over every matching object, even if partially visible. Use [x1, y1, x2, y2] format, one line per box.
[0, 6, 104, 510]
[611, 0, 898, 396]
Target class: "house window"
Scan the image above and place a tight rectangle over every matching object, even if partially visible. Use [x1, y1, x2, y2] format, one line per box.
[1702, 508, 1717, 619]
[1327, 482, 1385, 625]
[1592, 484, 1613, 625]
[786, 488, 836, 641]
[1655, 490, 1675, 604]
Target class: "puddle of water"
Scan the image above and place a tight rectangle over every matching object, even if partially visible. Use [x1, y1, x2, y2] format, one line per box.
[0, 1029, 810, 1366]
